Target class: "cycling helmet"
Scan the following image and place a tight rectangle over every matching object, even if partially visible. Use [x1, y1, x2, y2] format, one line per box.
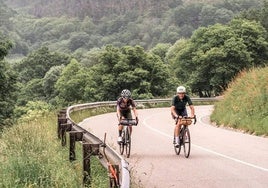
[177, 86, 186, 93]
[121, 89, 131, 98]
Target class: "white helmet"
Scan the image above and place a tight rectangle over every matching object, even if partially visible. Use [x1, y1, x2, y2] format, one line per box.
[177, 86, 186, 93]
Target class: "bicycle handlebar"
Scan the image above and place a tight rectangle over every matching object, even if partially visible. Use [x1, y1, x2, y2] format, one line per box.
[175, 115, 197, 125]
[119, 119, 138, 126]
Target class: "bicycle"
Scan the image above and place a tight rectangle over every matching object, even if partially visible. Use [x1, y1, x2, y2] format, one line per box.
[174, 116, 196, 158]
[118, 119, 138, 158]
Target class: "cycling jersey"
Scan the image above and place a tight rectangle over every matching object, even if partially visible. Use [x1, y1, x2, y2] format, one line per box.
[117, 97, 136, 119]
[172, 95, 193, 116]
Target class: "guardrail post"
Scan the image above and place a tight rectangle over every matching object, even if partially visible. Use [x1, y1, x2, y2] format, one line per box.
[83, 143, 100, 186]
[69, 132, 76, 161]
[60, 123, 72, 146]
[57, 110, 67, 139]
[69, 131, 83, 161]
[58, 117, 66, 139]
[83, 143, 92, 185]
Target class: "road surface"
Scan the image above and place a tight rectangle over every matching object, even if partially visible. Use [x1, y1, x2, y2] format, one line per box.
[79, 106, 268, 188]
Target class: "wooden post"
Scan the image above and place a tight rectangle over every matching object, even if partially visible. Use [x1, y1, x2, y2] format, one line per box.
[57, 117, 67, 139]
[61, 123, 72, 147]
[69, 132, 76, 161]
[83, 143, 92, 185]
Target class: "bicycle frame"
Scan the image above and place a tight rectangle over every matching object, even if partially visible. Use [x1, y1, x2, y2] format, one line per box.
[119, 119, 138, 158]
[174, 116, 196, 158]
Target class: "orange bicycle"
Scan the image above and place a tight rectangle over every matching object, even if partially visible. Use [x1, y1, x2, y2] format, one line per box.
[174, 116, 196, 158]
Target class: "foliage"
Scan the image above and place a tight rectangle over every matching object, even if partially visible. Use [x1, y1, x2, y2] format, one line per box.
[13, 101, 53, 121]
[1, 0, 262, 59]
[211, 67, 268, 135]
[87, 45, 173, 100]
[0, 111, 108, 187]
[168, 19, 268, 97]
[15, 46, 70, 83]
[238, 0, 268, 34]
[150, 43, 172, 62]
[55, 59, 91, 105]
[0, 34, 17, 127]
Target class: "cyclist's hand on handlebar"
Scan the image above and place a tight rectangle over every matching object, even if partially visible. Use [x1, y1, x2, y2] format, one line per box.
[193, 115, 197, 124]
[135, 117, 139, 125]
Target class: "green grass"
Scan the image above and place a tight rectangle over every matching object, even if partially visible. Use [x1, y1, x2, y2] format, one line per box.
[211, 67, 268, 136]
[70, 106, 116, 123]
[0, 110, 110, 188]
[0, 113, 81, 188]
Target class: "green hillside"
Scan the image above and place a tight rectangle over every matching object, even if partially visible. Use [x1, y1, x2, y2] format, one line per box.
[1, 0, 262, 58]
[211, 67, 268, 136]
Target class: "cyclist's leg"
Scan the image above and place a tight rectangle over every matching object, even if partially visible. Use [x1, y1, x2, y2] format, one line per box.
[174, 110, 183, 145]
[126, 110, 133, 135]
[118, 111, 124, 136]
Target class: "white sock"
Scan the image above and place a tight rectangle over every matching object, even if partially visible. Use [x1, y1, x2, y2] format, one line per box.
[175, 137, 179, 143]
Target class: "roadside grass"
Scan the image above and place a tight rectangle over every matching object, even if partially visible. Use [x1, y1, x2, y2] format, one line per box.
[0, 113, 81, 188]
[211, 67, 268, 136]
[0, 110, 110, 188]
[70, 106, 116, 123]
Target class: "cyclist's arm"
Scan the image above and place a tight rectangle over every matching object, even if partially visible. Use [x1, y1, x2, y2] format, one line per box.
[131, 99, 138, 118]
[171, 106, 178, 118]
[133, 107, 138, 118]
[189, 105, 195, 117]
[116, 105, 121, 120]
[187, 96, 195, 117]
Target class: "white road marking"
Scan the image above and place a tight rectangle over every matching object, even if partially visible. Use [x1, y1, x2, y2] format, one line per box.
[142, 112, 268, 172]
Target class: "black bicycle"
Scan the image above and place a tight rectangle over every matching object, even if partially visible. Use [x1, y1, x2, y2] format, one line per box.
[119, 119, 138, 158]
[174, 116, 196, 158]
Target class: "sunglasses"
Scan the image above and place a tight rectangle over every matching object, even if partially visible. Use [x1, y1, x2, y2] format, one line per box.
[177, 93, 185, 95]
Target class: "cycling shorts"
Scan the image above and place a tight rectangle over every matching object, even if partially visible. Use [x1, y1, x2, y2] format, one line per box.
[120, 109, 132, 119]
[172, 108, 188, 119]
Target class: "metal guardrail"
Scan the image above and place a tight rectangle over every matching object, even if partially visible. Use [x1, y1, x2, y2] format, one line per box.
[57, 98, 220, 187]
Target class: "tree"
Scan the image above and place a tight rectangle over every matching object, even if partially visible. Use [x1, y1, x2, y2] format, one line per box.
[172, 20, 266, 96]
[150, 43, 171, 62]
[15, 47, 70, 83]
[0, 34, 17, 127]
[83, 45, 173, 101]
[43, 65, 65, 101]
[230, 19, 268, 65]
[68, 32, 90, 52]
[200, 5, 217, 26]
[55, 59, 91, 104]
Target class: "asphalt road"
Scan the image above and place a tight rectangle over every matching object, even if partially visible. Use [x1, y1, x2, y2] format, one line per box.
[80, 105, 268, 188]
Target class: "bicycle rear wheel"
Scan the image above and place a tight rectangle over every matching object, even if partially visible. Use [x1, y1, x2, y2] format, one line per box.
[183, 127, 191, 158]
[119, 131, 125, 155]
[125, 128, 131, 158]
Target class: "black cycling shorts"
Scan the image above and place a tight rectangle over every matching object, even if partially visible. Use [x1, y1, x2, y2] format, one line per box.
[172, 108, 188, 119]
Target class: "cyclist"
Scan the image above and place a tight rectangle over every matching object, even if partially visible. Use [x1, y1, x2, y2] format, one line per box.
[116, 89, 138, 143]
[171, 86, 195, 147]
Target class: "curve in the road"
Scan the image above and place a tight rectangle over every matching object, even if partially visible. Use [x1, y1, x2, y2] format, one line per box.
[143, 113, 268, 172]
[80, 105, 268, 188]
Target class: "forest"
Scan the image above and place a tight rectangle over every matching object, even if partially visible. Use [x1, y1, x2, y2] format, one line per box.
[0, 0, 268, 127]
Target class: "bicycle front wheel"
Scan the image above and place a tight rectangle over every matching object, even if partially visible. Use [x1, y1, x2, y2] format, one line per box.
[174, 136, 182, 155]
[119, 131, 125, 155]
[183, 127, 191, 158]
[125, 128, 131, 158]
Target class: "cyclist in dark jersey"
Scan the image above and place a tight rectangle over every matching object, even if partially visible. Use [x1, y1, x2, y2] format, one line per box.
[116, 89, 138, 143]
[171, 86, 195, 147]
